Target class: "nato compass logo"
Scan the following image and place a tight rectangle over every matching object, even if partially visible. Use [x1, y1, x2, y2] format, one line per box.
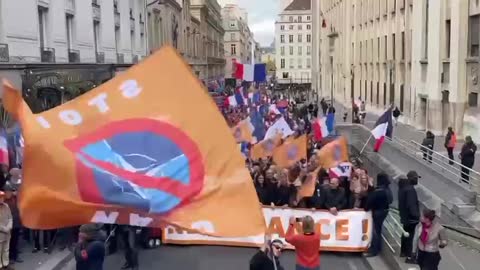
[262, 139, 276, 152]
[286, 144, 299, 160]
[64, 119, 205, 214]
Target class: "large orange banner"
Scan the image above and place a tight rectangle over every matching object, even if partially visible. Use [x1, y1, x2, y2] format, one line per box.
[2, 46, 265, 237]
[163, 207, 373, 252]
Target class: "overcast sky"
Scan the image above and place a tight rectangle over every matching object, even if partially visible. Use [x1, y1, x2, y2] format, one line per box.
[217, 0, 280, 47]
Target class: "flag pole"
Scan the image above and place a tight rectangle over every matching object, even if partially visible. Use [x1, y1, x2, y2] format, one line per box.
[359, 134, 373, 155]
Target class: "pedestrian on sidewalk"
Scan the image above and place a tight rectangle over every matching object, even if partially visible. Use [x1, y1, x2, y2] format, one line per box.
[74, 224, 106, 270]
[421, 131, 435, 163]
[0, 191, 13, 270]
[459, 136, 477, 183]
[444, 127, 457, 165]
[398, 171, 421, 264]
[392, 106, 401, 126]
[413, 209, 448, 270]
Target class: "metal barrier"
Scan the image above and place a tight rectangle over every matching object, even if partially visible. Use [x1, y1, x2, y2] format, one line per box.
[382, 209, 407, 255]
[386, 136, 480, 193]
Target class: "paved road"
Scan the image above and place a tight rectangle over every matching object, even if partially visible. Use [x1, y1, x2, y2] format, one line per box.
[61, 246, 374, 270]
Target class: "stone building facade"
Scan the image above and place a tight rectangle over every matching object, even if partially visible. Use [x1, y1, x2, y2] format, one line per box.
[316, 0, 480, 138]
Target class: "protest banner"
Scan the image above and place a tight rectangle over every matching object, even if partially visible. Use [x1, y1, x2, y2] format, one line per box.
[163, 206, 372, 252]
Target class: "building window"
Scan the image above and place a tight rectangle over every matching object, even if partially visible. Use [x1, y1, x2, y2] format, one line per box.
[230, 20, 235, 27]
[298, 16, 302, 22]
[289, 25, 294, 30]
[66, 15, 74, 49]
[446, 20, 451, 58]
[289, 35, 294, 43]
[298, 25, 302, 30]
[298, 46, 302, 55]
[307, 16, 311, 21]
[289, 46, 293, 55]
[280, 35, 285, 43]
[307, 46, 311, 55]
[115, 26, 120, 53]
[307, 58, 311, 68]
[280, 46, 285, 56]
[468, 92, 478, 107]
[289, 16, 293, 22]
[282, 72, 289, 78]
[307, 24, 311, 30]
[298, 58, 302, 68]
[423, 0, 429, 59]
[230, 33, 235, 40]
[298, 34, 302, 42]
[38, 7, 48, 48]
[281, 25, 285, 30]
[307, 34, 311, 42]
[231, 44, 236, 55]
[401, 32, 405, 59]
[392, 33, 396, 60]
[469, 15, 480, 57]
[281, 58, 285, 68]
[289, 58, 294, 68]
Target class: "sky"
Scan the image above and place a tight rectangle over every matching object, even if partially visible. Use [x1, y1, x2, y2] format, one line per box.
[217, 0, 280, 47]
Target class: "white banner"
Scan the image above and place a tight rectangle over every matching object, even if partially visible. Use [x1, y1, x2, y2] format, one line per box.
[163, 207, 373, 252]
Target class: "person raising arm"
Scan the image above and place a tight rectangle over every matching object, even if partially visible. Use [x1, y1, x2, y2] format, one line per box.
[286, 216, 320, 270]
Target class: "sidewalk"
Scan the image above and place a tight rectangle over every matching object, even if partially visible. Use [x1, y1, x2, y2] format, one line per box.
[332, 100, 480, 172]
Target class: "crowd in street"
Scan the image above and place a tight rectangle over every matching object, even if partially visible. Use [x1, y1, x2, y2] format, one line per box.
[0, 89, 452, 270]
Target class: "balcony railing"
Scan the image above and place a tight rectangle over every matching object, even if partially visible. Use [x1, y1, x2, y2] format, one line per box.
[0, 44, 9, 62]
[40, 47, 55, 63]
[117, 53, 124, 64]
[92, 1, 101, 21]
[96, 52, 105, 63]
[65, 0, 75, 14]
[132, 55, 139, 63]
[68, 49, 80, 63]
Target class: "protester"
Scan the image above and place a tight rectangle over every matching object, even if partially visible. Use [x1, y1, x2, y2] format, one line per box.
[421, 131, 435, 163]
[74, 223, 106, 270]
[324, 178, 346, 215]
[249, 237, 285, 270]
[120, 226, 139, 270]
[459, 136, 477, 183]
[254, 173, 269, 205]
[3, 184, 22, 264]
[0, 191, 12, 270]
[414, 209, 448, 270]
[286, 216, 320, 270]
[364, 172, 393, 257]
[398, 171, 421, 264]
[444, 127, 456, 165]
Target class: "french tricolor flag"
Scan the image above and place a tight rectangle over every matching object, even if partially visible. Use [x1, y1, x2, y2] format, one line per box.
[0, 130, 9, 166]
[226, 87, 247, 107]
[234, 63, 267, 82]
[312, 113, 334, 141]
[371, 108, 393, 152]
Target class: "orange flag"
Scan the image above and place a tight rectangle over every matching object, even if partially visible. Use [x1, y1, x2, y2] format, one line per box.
[317, 136, 349, 169]
[273, 135, 307, 168]
[250, 134, 282, 160]
[2, 46, 265, 237]
[231, 119, 253, 143]
[296, 167, 321, 201]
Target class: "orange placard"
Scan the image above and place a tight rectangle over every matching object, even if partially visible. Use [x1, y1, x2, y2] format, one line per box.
[2, 46, 265, 237]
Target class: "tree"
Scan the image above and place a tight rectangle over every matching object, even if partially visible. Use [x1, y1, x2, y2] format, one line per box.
[266, 59, 276, 72]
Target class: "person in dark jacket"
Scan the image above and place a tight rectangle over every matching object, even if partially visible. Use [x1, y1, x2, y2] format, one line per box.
[398, 171, 421, 264]
[264, 169, 278, 205]
[274, 175, 296, 207]
[254, 174, 269, 205]
[392, 106, 401, 126]
[74, 224, 106, 270]
[364, 172, 393, 257]
[4, 183, 22, 263]
[459, 136, 477, 183]
[421, 131, 435, 163]
[250, 238, 285, 270]
[444, 127, 457, 165]
[324, 178, 346, 215]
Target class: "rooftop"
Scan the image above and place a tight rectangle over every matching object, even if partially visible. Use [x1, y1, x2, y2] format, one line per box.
[284, 0, 311, 11]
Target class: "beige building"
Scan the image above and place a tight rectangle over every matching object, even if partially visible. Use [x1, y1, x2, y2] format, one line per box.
[147, 0, 225, 81]
[222, 4, 254, 78]
[315, 0, 480, 138]
[275, 0, 312, 85]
